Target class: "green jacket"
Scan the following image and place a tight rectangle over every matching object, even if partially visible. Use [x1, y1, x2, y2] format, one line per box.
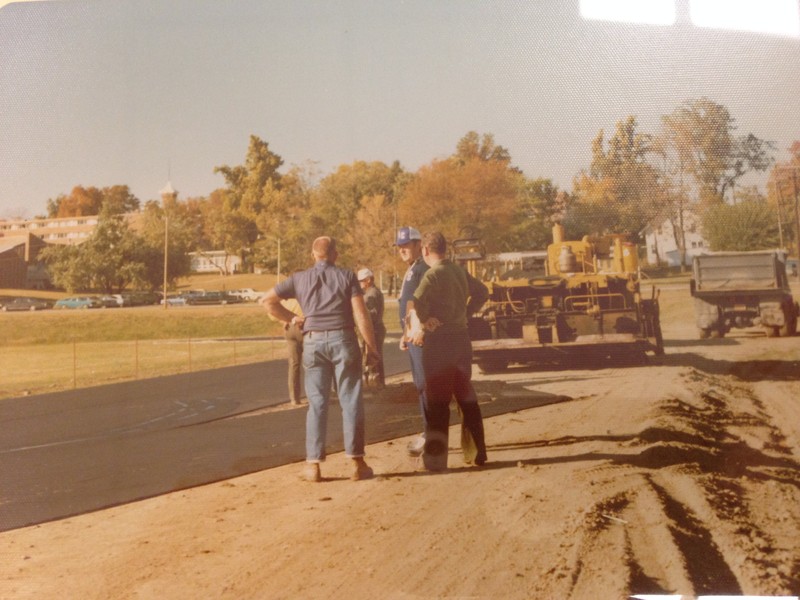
[412, 259, 488, 332]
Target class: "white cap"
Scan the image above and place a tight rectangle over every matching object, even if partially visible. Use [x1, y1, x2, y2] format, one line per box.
[357, 268, 373, 281]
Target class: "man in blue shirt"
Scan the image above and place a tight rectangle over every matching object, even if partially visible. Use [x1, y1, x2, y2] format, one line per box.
[262, 236, 380, 482]
[396, 226, 429, 456]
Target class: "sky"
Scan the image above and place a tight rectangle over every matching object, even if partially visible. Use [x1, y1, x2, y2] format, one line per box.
[1, 0, 799, 219]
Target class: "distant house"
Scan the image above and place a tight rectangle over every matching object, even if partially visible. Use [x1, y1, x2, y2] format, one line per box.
[188, 250, 242, 274]
[641, 209, 708, 267]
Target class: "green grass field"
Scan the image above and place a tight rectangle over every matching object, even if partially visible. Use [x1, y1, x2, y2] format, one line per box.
[0, 273, 707, 401]
[0, 273, 402, 399]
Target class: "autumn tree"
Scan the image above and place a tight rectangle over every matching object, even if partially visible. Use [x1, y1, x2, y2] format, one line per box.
[768, 141, 800, 261]
[342, 194, 395, 276]
[46, 185, 140, 218]
[214, 134, 284, 219]
[82, 209, 147, 292]
[252, 162, 320, 276]
[660, 97, 774, 206]
[311, 161, 405, 239]
[212, 135, 285, 272]
[453, 131, 512, 165]
[302, 160, 407, 275]
[571, 116, 661, 239]
[196, 189, 258, 275]
[398, 133, 520, 252]
[136, 200, 194, 289]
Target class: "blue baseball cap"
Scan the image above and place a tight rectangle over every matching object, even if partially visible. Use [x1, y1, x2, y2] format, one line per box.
[395, 226, 421, 246]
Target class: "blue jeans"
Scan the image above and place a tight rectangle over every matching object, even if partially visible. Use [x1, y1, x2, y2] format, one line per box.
[302, 329, 365, 461]
[406, 342, 428, 430]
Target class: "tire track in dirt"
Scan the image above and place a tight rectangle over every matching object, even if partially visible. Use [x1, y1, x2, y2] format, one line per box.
[541, 364, 800, 597]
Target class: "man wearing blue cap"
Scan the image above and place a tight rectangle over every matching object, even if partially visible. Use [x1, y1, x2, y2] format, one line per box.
[396, 226, 429, 456]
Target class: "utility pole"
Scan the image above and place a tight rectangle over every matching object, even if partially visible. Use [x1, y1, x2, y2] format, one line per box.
[775, 174, 785, 249]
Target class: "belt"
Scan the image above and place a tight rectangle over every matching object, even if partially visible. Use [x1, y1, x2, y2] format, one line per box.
[304, 327, 354, 337]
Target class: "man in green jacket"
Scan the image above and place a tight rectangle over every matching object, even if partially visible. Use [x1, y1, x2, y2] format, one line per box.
[406, 231, 489, 471]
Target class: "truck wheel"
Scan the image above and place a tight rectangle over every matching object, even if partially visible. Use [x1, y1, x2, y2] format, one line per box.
[765, 325, 779, 338]
[779, 310, 797, 337]
[654, 324, 665, 355]
[779, 317, 797, 337]
[699, 328, 711, 339]
[709, 328, 724, 339]
[477, 359, 508, 374]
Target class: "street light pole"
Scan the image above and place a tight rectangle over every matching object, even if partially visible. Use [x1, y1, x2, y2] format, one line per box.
[163, 215, 169, 310]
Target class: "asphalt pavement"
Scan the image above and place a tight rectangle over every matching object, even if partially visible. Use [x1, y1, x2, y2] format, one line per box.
[0, 337, 563, 532]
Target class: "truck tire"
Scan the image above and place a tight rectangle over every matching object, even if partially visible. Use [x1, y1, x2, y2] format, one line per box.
[709, 328, 724, 339]
[765, 325, 779, 338]
[779, 307, 797, 337]
[699, 327, 711, 339]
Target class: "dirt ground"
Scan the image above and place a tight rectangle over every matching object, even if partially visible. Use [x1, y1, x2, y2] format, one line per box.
[2, 306, 800, 599]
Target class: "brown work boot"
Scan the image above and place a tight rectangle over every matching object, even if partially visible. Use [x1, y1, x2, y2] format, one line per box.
[300, 462, 321, 482]
[351, 457, 374, 481]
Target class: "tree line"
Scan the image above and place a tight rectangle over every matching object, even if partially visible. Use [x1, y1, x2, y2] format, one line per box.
[40, 96, 799, 293]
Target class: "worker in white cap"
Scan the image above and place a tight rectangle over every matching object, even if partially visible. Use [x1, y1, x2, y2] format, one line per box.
[358, 267, 385, 387]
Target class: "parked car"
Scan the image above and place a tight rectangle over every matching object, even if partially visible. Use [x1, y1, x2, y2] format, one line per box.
[97, 295, 122, 308]
[120, 291, 161, 306]
[54, 296, 102, 309]
[184, 291, 241, 305]
[1, 297, 52, 311]
[229, 288, 264, 302]
[161, 293, 188, 306]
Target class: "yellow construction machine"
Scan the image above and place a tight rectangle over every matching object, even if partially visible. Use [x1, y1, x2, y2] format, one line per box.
[457, 225, 664, 372]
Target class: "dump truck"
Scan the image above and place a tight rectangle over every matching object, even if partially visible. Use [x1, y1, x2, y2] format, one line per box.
[460, 225, 664, 373]
[689, 251, 798, 338]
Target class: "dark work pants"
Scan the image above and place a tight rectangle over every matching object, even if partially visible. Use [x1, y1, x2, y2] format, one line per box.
[284, 322, 304, 403]
[361, 322, 386, 386]
[421, 328, 486, 463]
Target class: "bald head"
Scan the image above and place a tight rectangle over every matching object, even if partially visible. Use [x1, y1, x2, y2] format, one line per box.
[312, 236, 338, 262]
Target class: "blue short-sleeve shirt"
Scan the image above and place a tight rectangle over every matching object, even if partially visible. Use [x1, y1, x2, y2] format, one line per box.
[274, 260, 362, 331]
